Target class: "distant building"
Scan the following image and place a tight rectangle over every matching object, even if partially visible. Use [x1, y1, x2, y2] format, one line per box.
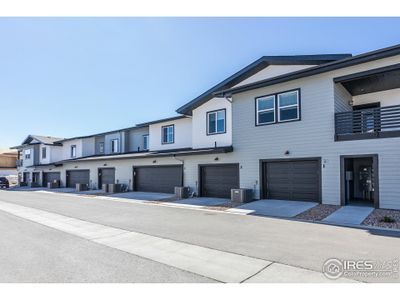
[0, 150, 17, 176]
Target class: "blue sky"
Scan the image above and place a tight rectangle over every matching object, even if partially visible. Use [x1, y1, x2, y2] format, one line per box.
[1, 17, 400, 148]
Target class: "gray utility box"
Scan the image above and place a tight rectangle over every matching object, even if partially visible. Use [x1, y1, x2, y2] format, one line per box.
[47, 180, 60, 189]
[108, 183, 122, 193]
[231, 188, 253, 203]
[102, 183, 109, 193]
[175, 186, 189, 199]
[76, 183, 88, 192]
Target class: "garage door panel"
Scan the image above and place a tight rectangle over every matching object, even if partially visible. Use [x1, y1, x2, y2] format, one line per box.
[99, 168, 115, 187]
[200, 164, 239, 198]
[134, 165, 182, 194]
[42, 172, 61, 187]
[264, 159, 320, 202]
[66, 170, 90, 188]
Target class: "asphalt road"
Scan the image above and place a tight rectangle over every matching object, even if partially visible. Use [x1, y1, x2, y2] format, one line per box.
[0, 189, 399, 283]
[0, 208, 213, 283]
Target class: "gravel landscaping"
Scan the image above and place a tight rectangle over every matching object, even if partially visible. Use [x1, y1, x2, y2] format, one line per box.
[362, 209, 400, 229]
[295, 204, 341, 221]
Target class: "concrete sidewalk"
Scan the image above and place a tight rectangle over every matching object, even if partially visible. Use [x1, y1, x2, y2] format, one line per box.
[323, 206, 374, 225]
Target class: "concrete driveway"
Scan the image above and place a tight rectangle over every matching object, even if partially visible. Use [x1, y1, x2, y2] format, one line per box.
[173, 197, 229, 206]
[106, 191, 174, 201]
[227, 199, 317, 217]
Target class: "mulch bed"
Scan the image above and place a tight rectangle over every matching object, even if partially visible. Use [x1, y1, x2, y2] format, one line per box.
[362, 209, 400, 229]
[295, 204, 341, 221]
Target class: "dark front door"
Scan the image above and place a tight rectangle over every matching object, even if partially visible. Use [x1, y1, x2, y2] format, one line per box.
[23, 172, 30, 183]
[199, 164, 239, 198]
[66, 170, 90, 188]
[133, 165, 183, 194]
[42, 172, 61, 187]
[342, 156, 377, 207]
[32, 172, 40, 184]
[262, 159, 321, 202]
[98, 168, 115, 189]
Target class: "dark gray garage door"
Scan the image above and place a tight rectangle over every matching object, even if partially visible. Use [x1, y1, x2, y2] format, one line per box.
[200, 164, 239, 198]
[66, 170, 90, 188]
[134, 165, 183, 194]
[42, 172, 60, 187]
[98, 168, 115, 189]
[262, 159, 321, 202]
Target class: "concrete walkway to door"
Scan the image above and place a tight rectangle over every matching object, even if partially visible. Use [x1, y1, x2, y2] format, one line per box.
[227, 199, 318, 218]
[322, 206, 374, 225]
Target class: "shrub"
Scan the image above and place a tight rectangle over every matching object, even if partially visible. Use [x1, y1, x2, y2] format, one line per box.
[380, 216, 396, 223]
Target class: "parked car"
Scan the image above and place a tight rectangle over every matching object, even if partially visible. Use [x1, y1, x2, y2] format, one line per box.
[0, 177, 9, 189]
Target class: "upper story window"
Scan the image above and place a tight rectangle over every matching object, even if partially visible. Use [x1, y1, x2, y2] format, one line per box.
[162, 125, 174, 144]
[256, 89, 300, 126]
[207, 109, 226, 135]
[41, 147, 47, 159]
[111, 139, 119, 153]
[99, 142, 104, 153]
[70, 145, 76, 158]
[24, 149, 31, 159]
[143, 134, 149, 150]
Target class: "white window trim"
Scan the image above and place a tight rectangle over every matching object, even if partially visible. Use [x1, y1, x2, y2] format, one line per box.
[71, 145, 76, 158]
[24, 149, 31, 159]
[42, 147, 47, 159]
[162, 125, 174, 144]
[207, 110, 226, 135]
[256, 95, 276, 125]
[99, 142, 104, 153]
[277, 90, 300, 123]
[111, 139, 119, 153]
[143, 135, 149, 150]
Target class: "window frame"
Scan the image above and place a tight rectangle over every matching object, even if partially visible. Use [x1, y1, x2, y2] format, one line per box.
[206, 108, 227, 135]
[111, 139, 119, 153]
[255, 88, 301, 126]
[99, 142, 104, 153]
[255, 95, 276, 125]
[277, 90, 301, 123]
[70, 145, 76, 158]
[161, 124, 175, 144]
[143, 134, 149, 150]
[41, 147, 47, 159]
[24, 149, 31, 159]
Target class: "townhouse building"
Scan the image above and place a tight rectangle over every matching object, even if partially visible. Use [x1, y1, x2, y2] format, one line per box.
[12, 44, 400, 209]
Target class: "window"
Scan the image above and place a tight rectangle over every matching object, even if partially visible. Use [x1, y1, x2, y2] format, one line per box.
[162, 125, 174, 144]
[278, 90, 300, 122]
[42, 147, 47, 159]
[143, 135, 149, 150]
[256, 95, 275, 125]
[207, 109, 226, 135]
[99, 142, 104, 153]
[24, 149, 31, 159]
[70, 145, 76, 158]
[111, 139, 119, 153]
[256, 89, 300, 125]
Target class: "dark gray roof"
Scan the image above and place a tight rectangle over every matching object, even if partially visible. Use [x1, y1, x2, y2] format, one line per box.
[176, 54, 351, 115]
[214, 44, 400, 97]
[136, 115, 189, 127]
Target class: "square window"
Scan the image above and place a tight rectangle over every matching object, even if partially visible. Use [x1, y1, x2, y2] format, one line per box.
[207, 109, 226, 134]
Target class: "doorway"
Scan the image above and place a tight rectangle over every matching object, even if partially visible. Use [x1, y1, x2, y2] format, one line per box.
[341, 155, 379, 208]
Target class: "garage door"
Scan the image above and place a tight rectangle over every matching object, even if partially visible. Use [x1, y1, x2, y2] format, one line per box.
[42, 172, 60, 187]
[200, 164, 239, 198]
[66, 170, 90, 188]
[262, 159, 320, 202]
[98, 168, 115, 188]
[134, 165, 183, 194]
